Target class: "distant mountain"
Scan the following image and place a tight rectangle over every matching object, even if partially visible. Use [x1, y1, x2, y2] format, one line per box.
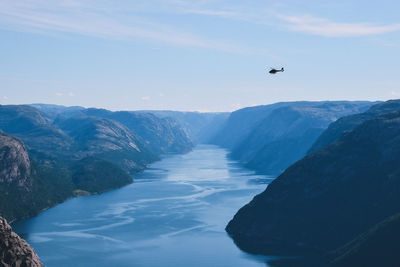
[0, 216, 43, 267]
[29, 103, 84, 120]
[141, 110, 230, 143]
[226, 100, 400, 263]
[0, 105, 73, 154]
[29, 103, 227, 146]
[54, 115, 156, 173]
[210, 102, 292, 149]
[28, 104, 194, 155]
[212, 101, 375, 175]
[81, 108, 193, 154]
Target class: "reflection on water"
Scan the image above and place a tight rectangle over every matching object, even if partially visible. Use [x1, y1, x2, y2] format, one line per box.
[13, 145, 277, 267]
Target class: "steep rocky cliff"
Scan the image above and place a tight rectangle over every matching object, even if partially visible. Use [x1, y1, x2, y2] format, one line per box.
[0, 132, 37, 221]
[0, 132, 31, 191]
[0, 216, 43, 267]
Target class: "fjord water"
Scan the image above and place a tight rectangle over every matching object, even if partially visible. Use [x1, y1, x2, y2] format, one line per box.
[14, 145, 275, 266]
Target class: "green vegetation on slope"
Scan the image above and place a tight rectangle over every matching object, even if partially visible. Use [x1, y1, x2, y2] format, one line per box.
[72, 157, 133, 194]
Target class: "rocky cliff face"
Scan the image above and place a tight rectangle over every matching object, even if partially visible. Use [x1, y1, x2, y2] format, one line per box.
[0, 216, 43, 267]
[0, 130, 74, 222]
[0, 132, 32, 191]
[226, 103, 400, 257]
[0, 132, 41, 221]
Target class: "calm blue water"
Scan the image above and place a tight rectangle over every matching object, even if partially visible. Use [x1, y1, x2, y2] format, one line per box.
[13, 145, 277, 267]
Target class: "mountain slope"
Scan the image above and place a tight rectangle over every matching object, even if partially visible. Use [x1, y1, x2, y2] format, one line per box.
[210, 102, 292, 149]
[309, 99, 400, 153]
[330, 212, 400, 267]
[82, 108, 193, 154]
[0, 131, 73, 222]
[0, 104, 194, 222]
[214, 101, 374, 175]
[54, 115, 156, 172]
[226, 105, 400, 255]
[0, 105, 72, 154]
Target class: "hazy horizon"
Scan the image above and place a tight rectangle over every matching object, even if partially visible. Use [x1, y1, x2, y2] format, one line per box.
[5, 99, 382, 113]
[1, 0, 400, 112]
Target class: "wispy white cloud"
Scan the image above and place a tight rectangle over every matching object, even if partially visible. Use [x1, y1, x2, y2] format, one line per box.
[180, 8, 236, 18]
[56, 92, 63, 96]
[2, 96, 8, 100]
[157, 1, 400, 38]
[0, 0, 260, 54]
[141, 96, 150, 101]
[277, 14, 400, 37]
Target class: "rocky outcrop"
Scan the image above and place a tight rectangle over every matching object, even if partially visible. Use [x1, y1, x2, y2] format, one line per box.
[226, 103, 400, 257]
[0, 216, 43, 267]
[0, 131, 72, 223]
[0, 132, 32, 191]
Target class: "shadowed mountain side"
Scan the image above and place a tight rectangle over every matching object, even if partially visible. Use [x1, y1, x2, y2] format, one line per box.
[329, 212, 400, 267]
[214, 101, 374, 175]
[309, 99, 400, 153]
[226, 108, 400, 257]
[210, 102, 294, 149]
[71, 157, 133, 194]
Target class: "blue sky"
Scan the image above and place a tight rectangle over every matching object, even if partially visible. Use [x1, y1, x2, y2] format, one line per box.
[1, 0, 400, 111]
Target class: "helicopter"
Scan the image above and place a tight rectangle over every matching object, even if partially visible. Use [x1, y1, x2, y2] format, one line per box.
[269, 67, 284, 74]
